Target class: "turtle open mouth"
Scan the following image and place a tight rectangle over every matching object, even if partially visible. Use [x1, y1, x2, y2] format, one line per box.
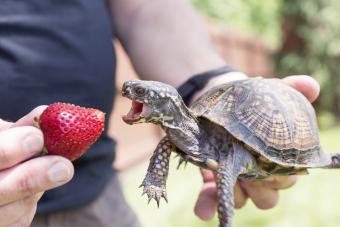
[122, 100, 152, 124]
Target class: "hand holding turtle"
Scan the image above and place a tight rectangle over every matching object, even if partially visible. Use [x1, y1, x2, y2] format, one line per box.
[122, 74, 335, 227]
[194, 75, 321, 220]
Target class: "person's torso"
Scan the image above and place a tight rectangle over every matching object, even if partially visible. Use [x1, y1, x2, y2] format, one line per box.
[0, 0, 116, 118]
[0, 0, 117, 213]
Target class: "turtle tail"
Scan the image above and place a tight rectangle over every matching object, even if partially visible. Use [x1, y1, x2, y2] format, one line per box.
[323, 153, 340, 168]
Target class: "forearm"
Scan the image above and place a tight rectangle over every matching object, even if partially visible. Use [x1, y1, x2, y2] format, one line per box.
[109, 0, 238, 87]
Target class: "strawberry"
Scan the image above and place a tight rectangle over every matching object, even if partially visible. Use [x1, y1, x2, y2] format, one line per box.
[34, 102, 105, 161]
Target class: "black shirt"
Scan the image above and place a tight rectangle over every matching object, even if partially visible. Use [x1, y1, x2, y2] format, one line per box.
[0, 0, 117, 213]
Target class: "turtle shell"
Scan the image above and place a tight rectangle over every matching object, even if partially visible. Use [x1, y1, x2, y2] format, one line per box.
[190, 78, 331, 168]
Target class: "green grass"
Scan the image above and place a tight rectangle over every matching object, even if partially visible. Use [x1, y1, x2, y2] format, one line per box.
[121, 126, 340, 227]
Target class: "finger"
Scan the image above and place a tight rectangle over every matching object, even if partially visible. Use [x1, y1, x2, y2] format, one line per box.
[239, 180, 279, 210]
[234, 181, 248, 209]
[194, 182, 217, 220]
[0, 156, 74, 205]
[11, 106, 47, 128]
[0, 195, 37, 226]
[200, 169, 215, 183]
[36, 191, 44, 201]
[0, 119, 13, 131]
[27, 203, 38, 227]
[8, 202, 37, 227]
[282, 75, 320, 103]
[262, 176, 298, 190]
[194, 180, 248, 220]
[0, 126, 44, 169]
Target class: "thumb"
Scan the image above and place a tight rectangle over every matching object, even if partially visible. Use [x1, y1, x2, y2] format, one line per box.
[11, 106, 48, 128]
[282, 75, 320, 103]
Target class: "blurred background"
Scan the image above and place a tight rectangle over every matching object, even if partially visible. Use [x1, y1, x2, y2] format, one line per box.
[109, 1, 340, 227]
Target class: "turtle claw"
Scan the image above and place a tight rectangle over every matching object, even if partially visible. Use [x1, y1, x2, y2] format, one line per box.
[140, 176, 168, 207]
[177, 157, 188, 169]
[162, 192, 168, 203]
[141, 191, 146, 196]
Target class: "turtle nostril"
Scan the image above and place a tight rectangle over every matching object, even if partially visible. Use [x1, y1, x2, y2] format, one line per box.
[122, 89, 130, 96]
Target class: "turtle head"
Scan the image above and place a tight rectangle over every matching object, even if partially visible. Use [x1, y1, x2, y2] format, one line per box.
[122, 80, 189, 126]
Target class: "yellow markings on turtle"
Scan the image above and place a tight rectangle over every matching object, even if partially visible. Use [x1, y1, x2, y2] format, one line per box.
[204, 89, 225, 103]
[160, 92, 165, 98]
[157, 170, 164, 176]
[149, 91, 155, 97]
[150, 112, 174, 122]
[224, 94, 235, 111]
[283, 138, 291, 147]
[225, 87, 233, 93]
[256, 124, 265, 135]
[259, 155, 271, 164]
[162, 116, 174, 121]
[266, 137, 276, 145]
[134, 118, 146, 123]
[206, 159, 218, 170]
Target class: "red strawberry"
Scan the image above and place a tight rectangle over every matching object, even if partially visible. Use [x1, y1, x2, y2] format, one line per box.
[35, 102, 105, 161]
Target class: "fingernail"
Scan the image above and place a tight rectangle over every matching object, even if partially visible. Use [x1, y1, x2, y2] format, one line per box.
[23, 134, 44, 156]
[48, 162, 71, 183]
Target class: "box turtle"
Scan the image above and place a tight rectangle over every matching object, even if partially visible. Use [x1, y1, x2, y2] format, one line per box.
[122, 78, 340, 227]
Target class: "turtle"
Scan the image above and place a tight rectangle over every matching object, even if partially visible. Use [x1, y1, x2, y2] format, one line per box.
[121, 77, 340, 227]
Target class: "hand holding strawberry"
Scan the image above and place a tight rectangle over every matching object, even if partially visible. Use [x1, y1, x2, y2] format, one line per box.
[0, 106, 74, 226]
[35, 103, 105, 161]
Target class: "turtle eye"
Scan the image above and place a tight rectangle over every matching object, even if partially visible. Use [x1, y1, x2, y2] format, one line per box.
[134, 86, 147, 96]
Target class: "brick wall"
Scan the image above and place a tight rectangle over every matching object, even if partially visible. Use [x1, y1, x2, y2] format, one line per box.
[110, 26, 273, 170]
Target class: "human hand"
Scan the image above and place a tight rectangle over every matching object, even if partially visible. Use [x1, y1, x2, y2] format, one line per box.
[0, 106, 74, 226]
[194, 75, 320, 220]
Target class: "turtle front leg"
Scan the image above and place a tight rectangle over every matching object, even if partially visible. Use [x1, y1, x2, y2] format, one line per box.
[216, 141, 259, 227]
[140, 137, 174, 207]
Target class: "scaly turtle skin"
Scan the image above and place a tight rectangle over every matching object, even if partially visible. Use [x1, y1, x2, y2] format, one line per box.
[122, 78, 340, 227]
